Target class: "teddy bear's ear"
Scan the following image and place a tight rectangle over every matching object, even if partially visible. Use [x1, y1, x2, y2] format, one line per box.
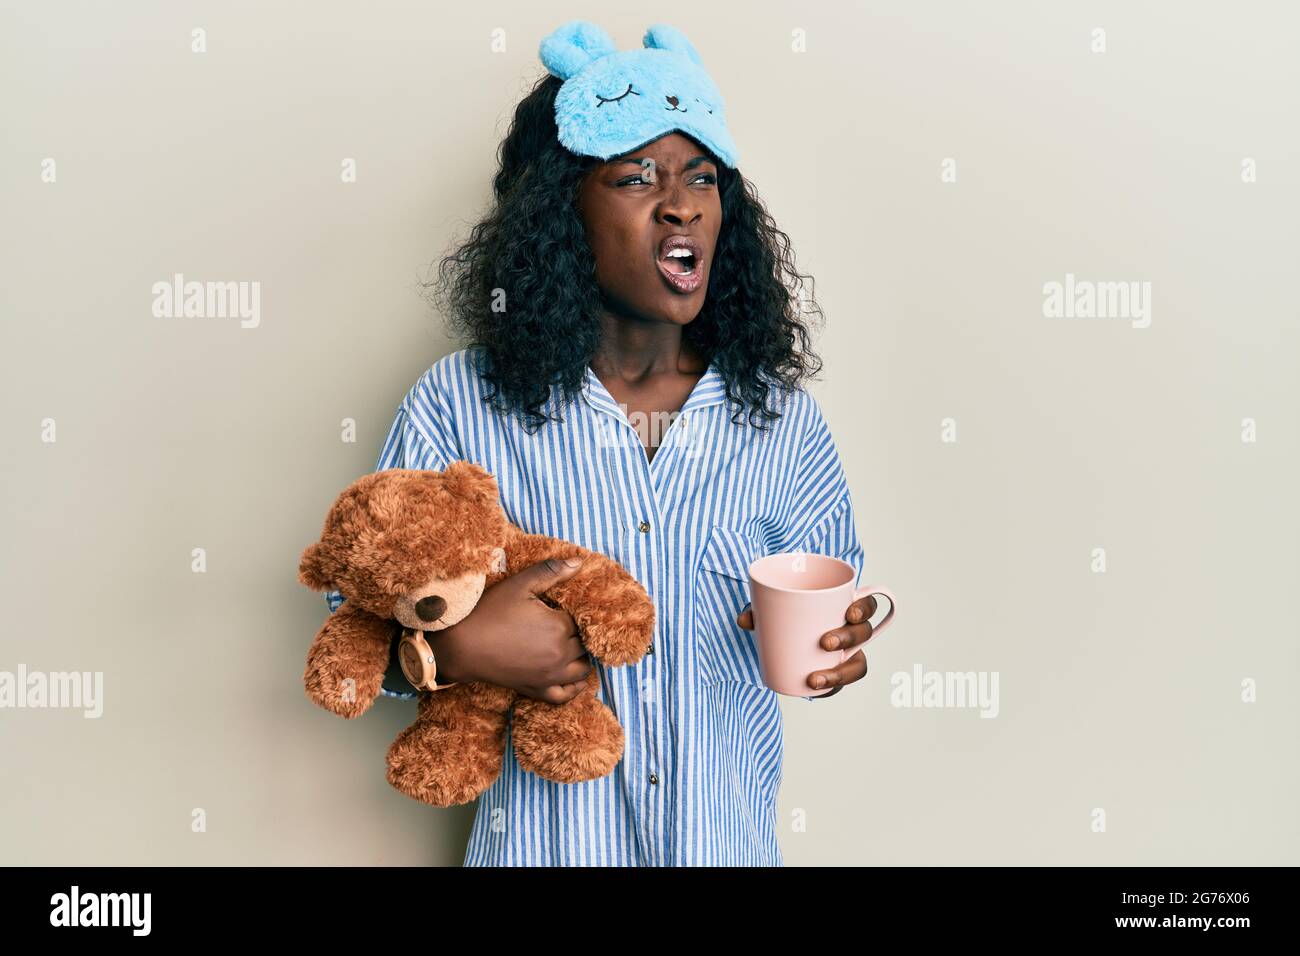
[442, 460, 500, 506]
[298, 542, 334, 591]
[539, 19, 618, 80]
[642, 23, 703, 65]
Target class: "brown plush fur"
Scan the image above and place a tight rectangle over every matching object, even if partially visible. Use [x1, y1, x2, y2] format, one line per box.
[298, 461, 654, 807]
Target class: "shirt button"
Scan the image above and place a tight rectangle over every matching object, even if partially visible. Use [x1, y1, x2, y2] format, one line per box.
[638, 520, 651, 533]
[646, 641, 654, 655]
[648, 773, 659, 785]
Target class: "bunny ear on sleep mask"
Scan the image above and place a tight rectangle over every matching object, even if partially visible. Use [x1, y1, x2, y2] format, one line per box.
[538, 19, 739, 168]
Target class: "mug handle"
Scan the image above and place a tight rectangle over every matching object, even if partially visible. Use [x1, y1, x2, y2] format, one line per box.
[843, 585, 896, 662]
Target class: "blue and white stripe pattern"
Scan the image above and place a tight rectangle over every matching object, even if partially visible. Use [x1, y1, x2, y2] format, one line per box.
[324, 347, 864, 866]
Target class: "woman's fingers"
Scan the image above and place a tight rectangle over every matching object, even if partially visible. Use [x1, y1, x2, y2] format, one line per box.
[845, 594, 878, 624]
[808, 647, 868, 691]
[555, 655, 592, 684]
[736, 601, 871, 695]
[539, 663, 593, 703]
[820, 620, 873, 652]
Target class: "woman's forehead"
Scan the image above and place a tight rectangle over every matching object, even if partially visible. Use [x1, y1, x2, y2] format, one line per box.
[613, 132, 710, 162]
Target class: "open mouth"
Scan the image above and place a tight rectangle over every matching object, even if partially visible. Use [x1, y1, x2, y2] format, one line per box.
[656, 235, 705, 294]
[664, 249, 696, 273]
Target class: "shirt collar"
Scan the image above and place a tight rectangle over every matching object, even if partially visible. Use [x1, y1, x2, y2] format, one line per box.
[579, 359, 729, 421]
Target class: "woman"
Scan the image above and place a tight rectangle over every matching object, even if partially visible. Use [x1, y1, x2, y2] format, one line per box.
[327, 21, 879, 866]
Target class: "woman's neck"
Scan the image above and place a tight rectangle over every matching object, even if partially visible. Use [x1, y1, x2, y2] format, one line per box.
[588, 313, 710, 464]
[589, 313, 707, 384]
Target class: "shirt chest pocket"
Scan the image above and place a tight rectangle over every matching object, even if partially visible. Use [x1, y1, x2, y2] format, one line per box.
[693, 525, 769, 688]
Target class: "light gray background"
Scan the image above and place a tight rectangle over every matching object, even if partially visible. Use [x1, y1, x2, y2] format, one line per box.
[2, 1, 1296, 865]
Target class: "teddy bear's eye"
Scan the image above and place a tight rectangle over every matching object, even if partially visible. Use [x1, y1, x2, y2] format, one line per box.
[596, 83, 639, 106]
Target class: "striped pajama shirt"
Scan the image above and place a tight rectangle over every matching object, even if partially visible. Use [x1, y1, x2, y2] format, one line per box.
[324, 346, 865, 865]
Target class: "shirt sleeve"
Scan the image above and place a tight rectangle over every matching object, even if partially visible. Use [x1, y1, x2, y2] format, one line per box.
[780, 392, 867, 702]
[322, 378, 462, 700]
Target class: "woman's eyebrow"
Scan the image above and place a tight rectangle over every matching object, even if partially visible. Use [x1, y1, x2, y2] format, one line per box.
[613, 155, 714, 171]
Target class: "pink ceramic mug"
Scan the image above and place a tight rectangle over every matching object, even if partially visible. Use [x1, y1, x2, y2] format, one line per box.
[747, 552, 896, 697]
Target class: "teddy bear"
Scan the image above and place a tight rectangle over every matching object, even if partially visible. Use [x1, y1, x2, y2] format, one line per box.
[297, 461, 655, 808]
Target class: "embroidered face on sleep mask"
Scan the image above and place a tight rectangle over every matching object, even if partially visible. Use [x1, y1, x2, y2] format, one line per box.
[539, 20, 739, 169]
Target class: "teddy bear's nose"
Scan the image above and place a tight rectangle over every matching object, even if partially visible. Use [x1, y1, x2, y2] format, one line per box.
[666, 95, 679, 107]
[414, 595, 447, 623]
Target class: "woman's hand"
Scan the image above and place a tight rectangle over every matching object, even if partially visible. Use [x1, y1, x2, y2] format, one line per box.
[429, 557, 594, 703]
[736, 594, 878, 697]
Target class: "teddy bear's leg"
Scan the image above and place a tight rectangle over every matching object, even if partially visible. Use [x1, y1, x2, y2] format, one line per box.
[385, 684, 513, 808]
[510, 669, 625, 784]
[303, 603, 393, 719]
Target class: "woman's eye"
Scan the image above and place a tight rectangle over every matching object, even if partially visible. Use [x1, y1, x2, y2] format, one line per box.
[617, 172, 717, 187]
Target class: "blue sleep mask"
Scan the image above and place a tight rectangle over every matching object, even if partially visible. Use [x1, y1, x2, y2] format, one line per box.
[539, 20, 739, 168]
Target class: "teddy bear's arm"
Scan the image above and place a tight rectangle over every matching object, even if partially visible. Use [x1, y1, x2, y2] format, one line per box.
[303, 601, 397, 719]
[501, 527, 654, 668]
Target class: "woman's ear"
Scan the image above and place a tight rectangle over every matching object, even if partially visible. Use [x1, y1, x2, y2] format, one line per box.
[298, 542, 334, 591]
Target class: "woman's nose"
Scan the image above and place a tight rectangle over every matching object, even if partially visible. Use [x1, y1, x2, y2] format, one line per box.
[659, 188, 702, 225]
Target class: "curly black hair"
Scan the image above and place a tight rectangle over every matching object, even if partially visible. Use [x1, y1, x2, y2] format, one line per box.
[423, 71, 825, 433]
